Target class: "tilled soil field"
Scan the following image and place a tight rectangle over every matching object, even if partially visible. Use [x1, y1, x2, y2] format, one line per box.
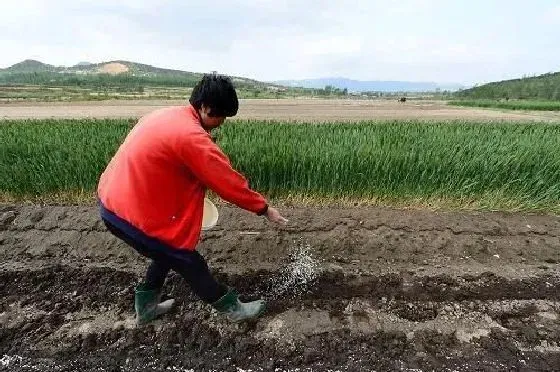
[2, 99, 560, 122]
[1, 203, 560, 371]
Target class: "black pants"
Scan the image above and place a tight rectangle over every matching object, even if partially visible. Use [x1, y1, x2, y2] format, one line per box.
[100, 205, 227, 304]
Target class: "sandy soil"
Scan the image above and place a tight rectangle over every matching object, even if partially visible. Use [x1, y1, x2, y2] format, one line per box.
[1, 99, 559, 122]
[1, 203, 560, 371]
[98, 63, 129, 75]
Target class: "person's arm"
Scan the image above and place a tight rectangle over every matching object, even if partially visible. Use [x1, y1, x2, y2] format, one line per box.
[176, 130, 287, 224]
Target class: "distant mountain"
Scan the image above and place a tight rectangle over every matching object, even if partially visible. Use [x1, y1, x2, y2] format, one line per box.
[1, 60, 468, 94]
[275, 77, 464, 93]
[64, 60, 201, 76]
[4, 59, 57, 73]
[2, 59, 206, 77]
[0, 59, 279, 89]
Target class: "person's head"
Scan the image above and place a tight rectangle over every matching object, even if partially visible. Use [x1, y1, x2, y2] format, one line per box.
[189, 74, 239, 130]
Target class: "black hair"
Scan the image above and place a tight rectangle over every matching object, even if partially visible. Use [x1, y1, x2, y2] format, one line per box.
[189, 74, 239, 117]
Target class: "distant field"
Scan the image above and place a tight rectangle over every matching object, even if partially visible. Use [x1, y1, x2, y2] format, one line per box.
[0, 85, 310, 102]
[3, 99, 560, 122]
[1, 118, 559, 212]
[449, 99, 560, 111]
[0, 85, 192, 102]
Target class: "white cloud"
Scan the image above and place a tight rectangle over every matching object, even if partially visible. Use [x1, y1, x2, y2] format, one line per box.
[302, 37, 362, 57]
[543, 5, 560, 24]
[1, 0, 559, 85]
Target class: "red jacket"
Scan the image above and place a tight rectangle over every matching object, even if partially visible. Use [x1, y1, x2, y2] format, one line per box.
[97, 104, 268, 250]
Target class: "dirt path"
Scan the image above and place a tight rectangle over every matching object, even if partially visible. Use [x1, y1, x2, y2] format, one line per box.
[1, 99, 559, 122]
[1, 204, 560, 371]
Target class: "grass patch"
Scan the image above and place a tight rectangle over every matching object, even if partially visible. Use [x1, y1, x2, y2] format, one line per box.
[1, 119, 560, 212]
[448, 99, 560, 111]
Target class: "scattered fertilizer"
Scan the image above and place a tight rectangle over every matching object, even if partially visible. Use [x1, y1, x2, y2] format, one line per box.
[259, 237, 320, 300]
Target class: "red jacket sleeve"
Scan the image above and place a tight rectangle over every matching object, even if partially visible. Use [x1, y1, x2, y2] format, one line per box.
[176, 129, 268, 215]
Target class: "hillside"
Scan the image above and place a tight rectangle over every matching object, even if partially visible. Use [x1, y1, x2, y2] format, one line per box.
[2, 60, 463, 94]
[0, 59, 353, 101]
[4, 60, 56, 73]
[0, 59, 270, 89]
[455, 71, 560, 100]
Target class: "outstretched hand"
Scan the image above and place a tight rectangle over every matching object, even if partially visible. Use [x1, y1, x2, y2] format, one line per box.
[265, 206, 288, 225]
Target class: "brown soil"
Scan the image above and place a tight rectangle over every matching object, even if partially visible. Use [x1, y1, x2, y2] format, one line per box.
[98, 63, 129, 75]
[1, 99, 560, 122]
[1, 203, 560, 371]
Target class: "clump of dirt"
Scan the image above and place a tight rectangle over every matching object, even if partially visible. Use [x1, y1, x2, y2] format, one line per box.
[392, 302, 439, 322]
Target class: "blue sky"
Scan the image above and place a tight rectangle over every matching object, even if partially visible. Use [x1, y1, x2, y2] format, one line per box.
[1, 0, 559, 85]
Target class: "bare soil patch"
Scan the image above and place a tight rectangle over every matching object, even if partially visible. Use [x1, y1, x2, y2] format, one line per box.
[2, 99, 559, 122]
[98, 63, 129, 75]
[1, 204, 560, 370]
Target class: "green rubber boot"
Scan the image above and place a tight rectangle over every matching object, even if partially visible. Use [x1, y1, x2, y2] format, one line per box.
[212, 289, 265, 322]
[134, 283, 175, 325]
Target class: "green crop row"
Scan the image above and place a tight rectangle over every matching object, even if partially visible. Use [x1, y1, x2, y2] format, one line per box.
[1, 119, 559, 212]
